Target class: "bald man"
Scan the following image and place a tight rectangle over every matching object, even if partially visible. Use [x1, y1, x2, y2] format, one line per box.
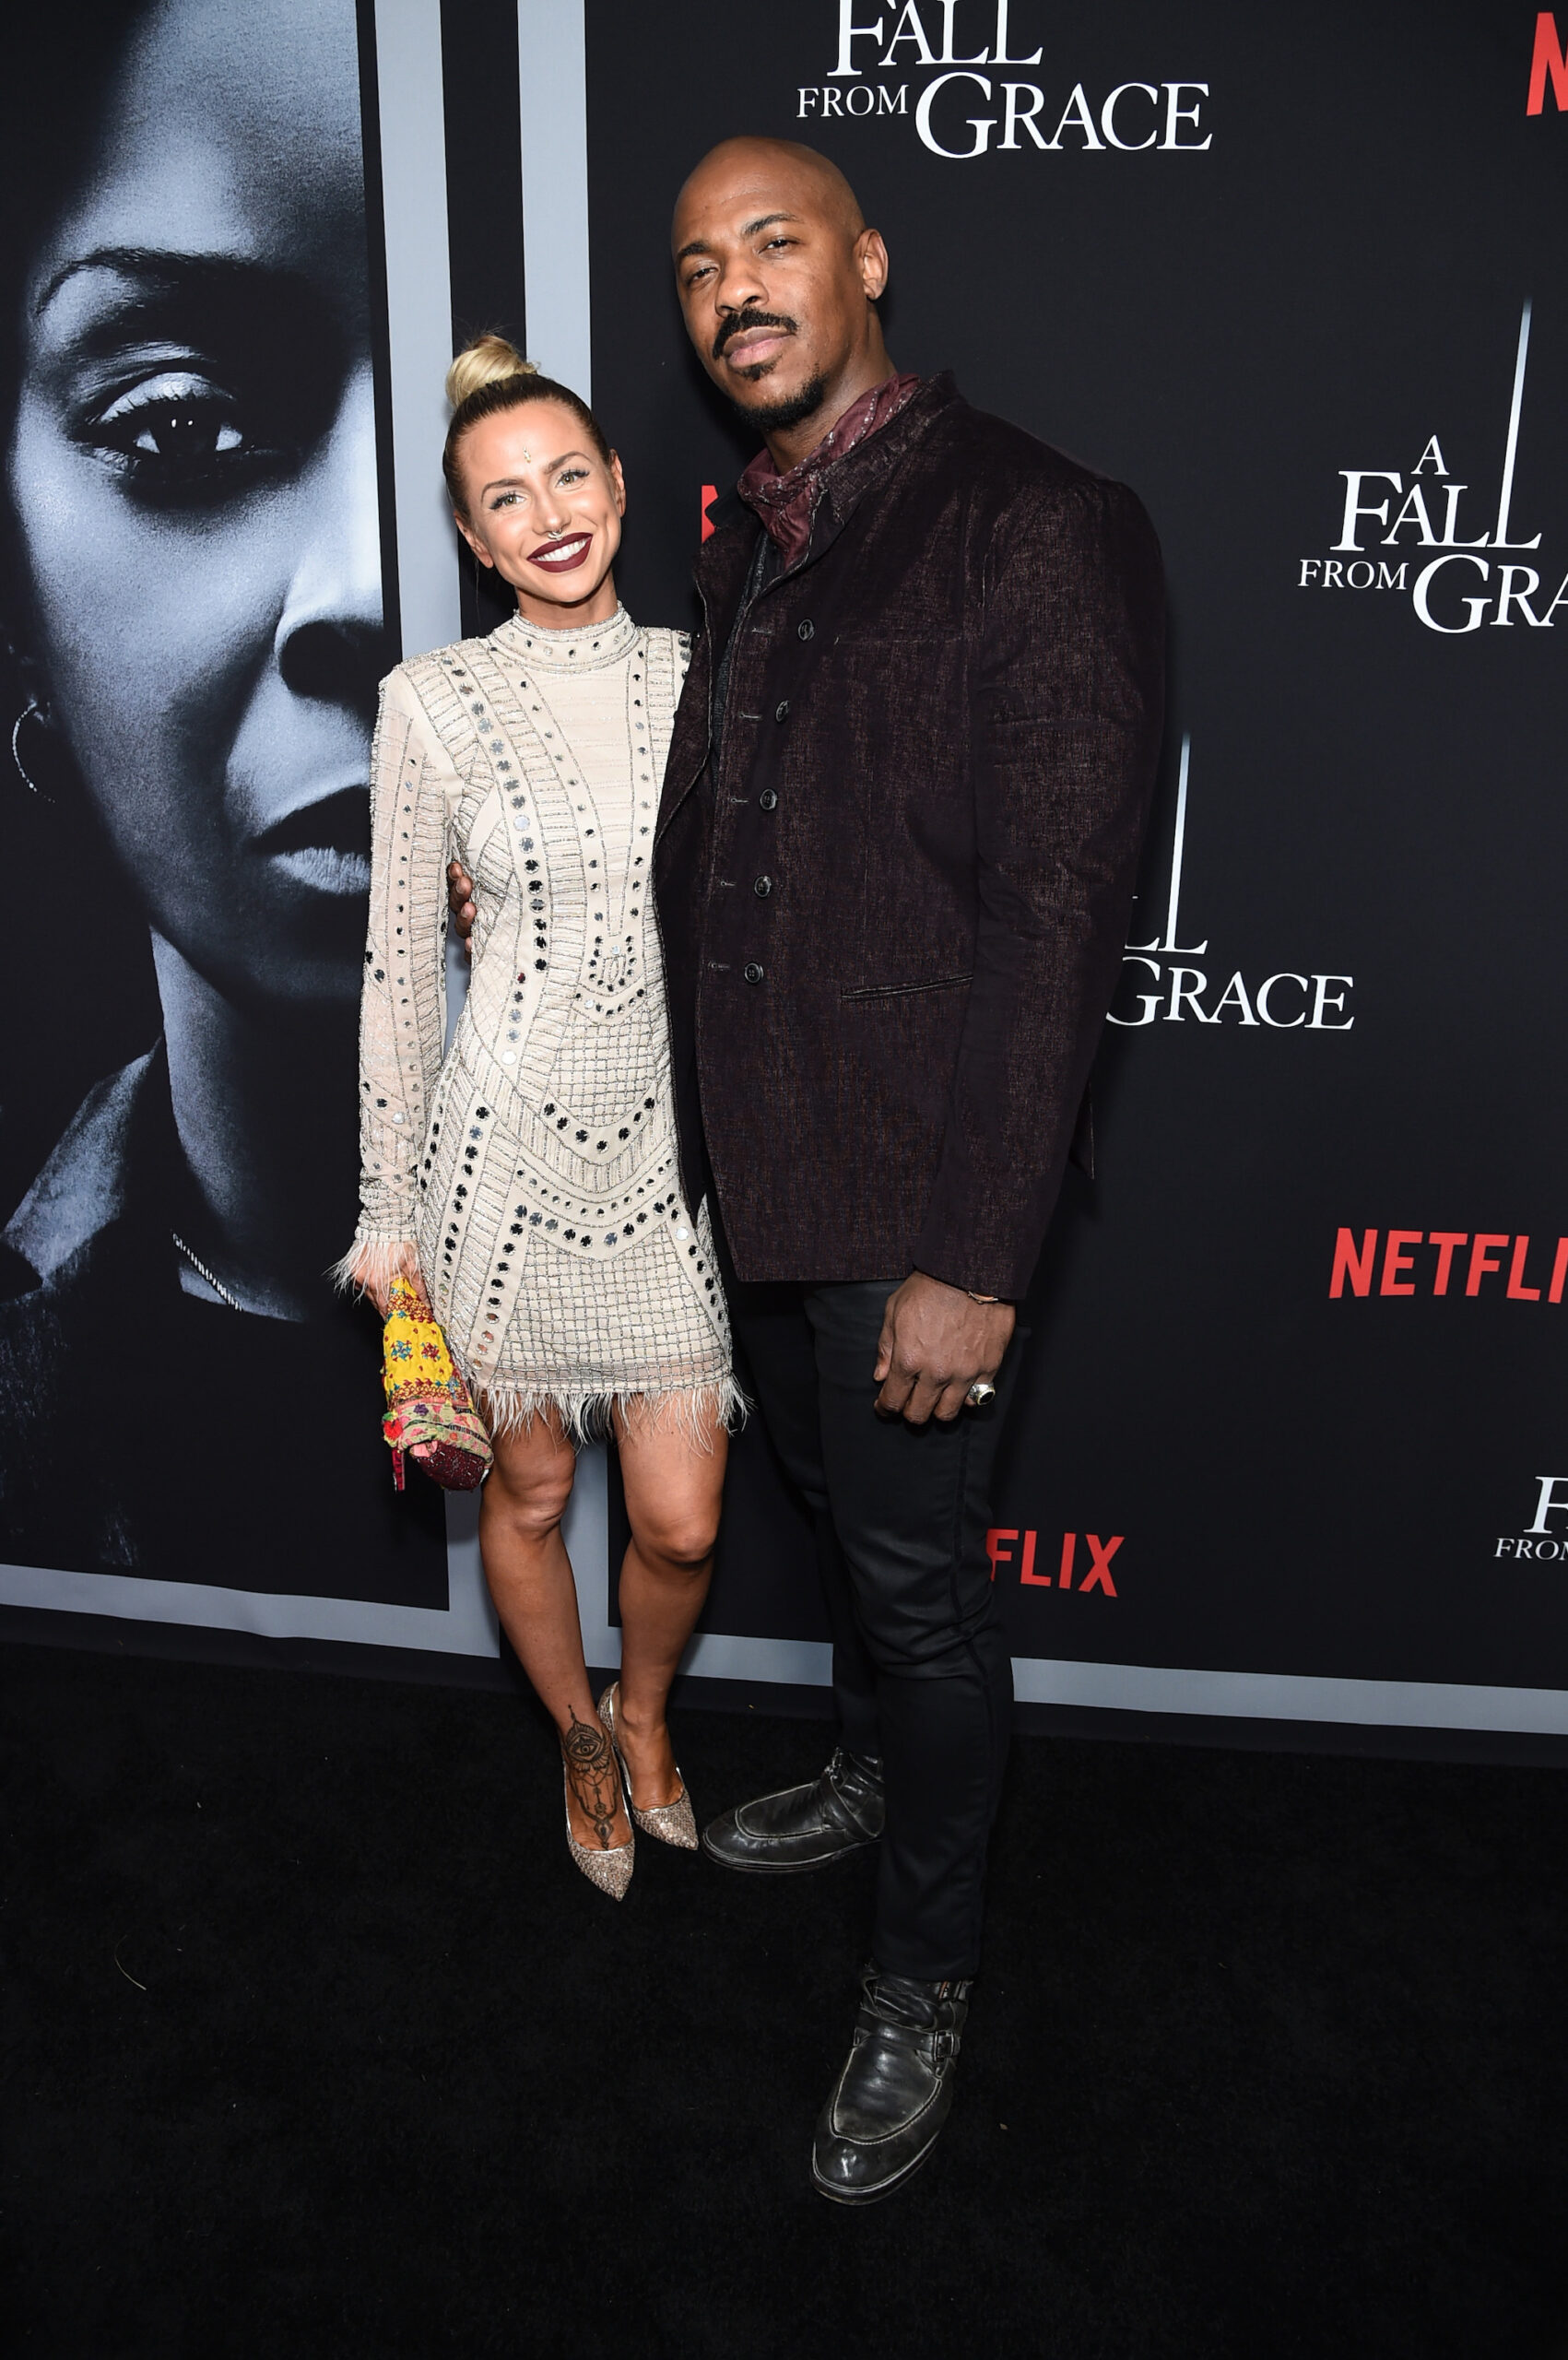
[648, 136, 1165, 2203]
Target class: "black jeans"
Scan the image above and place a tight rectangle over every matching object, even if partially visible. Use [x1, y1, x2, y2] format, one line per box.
[726, 1275, 1017, 1981]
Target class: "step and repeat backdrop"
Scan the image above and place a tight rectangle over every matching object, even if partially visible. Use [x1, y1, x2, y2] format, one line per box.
[2, 0, 1565, 1744]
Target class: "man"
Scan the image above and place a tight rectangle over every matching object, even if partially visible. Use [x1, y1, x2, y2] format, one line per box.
[456, 136, 1163, 2202]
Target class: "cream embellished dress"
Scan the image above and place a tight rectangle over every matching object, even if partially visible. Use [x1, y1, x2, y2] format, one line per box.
[340, 604, 737, 1439]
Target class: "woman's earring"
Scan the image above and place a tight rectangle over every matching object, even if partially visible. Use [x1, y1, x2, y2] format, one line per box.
[11, 698, 56, 803]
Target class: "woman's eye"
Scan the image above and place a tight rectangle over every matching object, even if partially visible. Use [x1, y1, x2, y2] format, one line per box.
[557, 468, 587, 486]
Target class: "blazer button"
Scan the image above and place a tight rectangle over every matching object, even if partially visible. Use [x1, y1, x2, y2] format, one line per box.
[797, 619, 814, 640]
[743, 962, 764, 985]
[759, 789, 778, 811]
[753, 875, 772, 897]
[774, 700, 790, 721]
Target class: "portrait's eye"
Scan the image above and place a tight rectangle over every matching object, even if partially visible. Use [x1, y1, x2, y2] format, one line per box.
[79, 366, 289, 500]
[95, 373, 242, 457]
[557, 466, 587, 486]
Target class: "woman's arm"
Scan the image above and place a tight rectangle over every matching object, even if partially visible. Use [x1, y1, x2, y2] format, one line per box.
[332, 667, 456, 1313]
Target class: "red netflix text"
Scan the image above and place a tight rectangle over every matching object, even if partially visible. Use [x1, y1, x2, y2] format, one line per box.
[1528, 13, 1568, 112]
[986, 1529, 1122, 1596]
[1328, 1229, 1568, 1302]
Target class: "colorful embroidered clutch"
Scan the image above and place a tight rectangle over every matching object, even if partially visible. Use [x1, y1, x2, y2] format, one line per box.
[381, 1273, 492, 1492]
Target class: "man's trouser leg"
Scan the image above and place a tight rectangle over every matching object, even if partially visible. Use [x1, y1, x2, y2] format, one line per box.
[732, 1276, 1016, 1980]
[725, 1279, 879, 1764]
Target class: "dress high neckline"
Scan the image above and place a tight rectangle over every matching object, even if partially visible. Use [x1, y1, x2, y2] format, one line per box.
[498, 602, 639, 673]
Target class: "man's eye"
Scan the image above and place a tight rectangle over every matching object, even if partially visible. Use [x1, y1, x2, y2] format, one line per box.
[90, 372, 249, 464]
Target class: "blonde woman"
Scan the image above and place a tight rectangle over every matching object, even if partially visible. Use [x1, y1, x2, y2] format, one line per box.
[337, 336, 740, 1898]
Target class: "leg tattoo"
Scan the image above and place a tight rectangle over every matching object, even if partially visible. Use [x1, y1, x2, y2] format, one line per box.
[563, 1714, 622, 1849]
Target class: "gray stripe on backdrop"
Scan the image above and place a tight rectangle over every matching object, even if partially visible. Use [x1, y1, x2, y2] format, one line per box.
[1010, 1657, 1568, 1734]
[374, 0, 463, 659]
[517, 0, 592, 398]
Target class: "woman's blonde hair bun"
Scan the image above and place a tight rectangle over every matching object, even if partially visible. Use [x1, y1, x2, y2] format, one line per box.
[445, 333, 536, 411]
[440, 338, 609, 518]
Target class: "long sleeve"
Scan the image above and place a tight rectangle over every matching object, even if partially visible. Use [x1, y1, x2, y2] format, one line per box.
[334, 666, 456, 1293]
[912, 477, 1165, 1301]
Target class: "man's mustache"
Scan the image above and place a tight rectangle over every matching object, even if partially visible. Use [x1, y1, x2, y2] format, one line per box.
[713, 309, 797, 363]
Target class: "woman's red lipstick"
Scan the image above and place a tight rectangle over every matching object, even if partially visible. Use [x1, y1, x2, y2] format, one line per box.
[530, 531, 593, 572]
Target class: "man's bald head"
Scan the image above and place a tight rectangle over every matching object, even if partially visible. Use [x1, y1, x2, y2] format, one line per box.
[674, 136, 867, 248]
[670, 135, 891, 466]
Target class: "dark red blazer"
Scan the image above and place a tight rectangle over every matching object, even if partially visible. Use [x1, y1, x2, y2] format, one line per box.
[653, 373, 1165, 1299]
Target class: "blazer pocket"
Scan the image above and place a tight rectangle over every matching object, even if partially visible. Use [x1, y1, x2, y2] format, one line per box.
[840, 972, 973, 1003]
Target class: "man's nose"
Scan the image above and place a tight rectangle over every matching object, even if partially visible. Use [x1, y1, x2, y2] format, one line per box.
[276, 361, 386, 721]
[713, 250, 770, 316]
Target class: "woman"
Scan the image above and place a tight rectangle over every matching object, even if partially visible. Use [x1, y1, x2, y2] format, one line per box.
[0, 0, 448, 1599]
[338, 336, 740, 1897]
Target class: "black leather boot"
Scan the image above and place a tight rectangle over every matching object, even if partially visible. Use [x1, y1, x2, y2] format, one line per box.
[812, 1965, 970, 2204]
[701, 1746, 884, 1872]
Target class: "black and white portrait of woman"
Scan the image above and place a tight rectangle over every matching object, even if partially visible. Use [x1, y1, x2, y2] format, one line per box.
[0, 0, 447, 1598]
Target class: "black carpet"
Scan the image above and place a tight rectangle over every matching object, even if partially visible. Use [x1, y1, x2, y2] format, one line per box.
[4, 1641, 1567, 2359]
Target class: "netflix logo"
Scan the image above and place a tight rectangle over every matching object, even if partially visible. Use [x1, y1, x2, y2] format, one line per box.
[1329, 1228, 1568, 1303]
[987, 1528, 1122, 1595]
[1528, 14, 1567, 112]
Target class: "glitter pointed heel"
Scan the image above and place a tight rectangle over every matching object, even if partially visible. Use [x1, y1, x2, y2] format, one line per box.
[561, 1752, 634, 1900]
[597, 1681, 699, 1851]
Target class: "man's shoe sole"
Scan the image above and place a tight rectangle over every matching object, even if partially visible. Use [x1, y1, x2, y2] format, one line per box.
[810, 2141, 936, 2205]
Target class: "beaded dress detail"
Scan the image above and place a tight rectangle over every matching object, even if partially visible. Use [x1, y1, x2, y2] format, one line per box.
[339, 606, 737, 1440]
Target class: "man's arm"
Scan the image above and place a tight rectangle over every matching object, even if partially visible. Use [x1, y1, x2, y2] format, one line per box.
[913, 473, 1165, 1300]
[877, 474, 1163, 1422]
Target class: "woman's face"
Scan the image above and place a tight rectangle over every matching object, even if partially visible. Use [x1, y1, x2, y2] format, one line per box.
[7, 0, 382, 1009]
[454, 402, 626, 631]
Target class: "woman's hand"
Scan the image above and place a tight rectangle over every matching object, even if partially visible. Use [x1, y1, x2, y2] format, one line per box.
[349, 1242, 430, 1322]
[372, 1256, 433, 1323]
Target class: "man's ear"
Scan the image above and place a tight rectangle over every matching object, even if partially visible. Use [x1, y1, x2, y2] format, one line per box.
[856, 228, 890, 303]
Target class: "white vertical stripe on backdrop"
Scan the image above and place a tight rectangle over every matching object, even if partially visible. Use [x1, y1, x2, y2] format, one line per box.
[517, 0, 593, 398]
[375, 0, 500, 1654]
[374, 0, 464, 660]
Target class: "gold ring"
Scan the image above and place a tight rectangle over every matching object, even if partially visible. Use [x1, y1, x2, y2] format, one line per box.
[966, 1380, 997, 1409]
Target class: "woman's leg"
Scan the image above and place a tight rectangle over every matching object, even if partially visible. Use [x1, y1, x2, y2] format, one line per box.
[612, 1402, 729, 1809]
[479, 1408, 631, 1855]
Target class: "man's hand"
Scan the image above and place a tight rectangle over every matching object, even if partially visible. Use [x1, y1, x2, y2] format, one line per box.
[447, 859, 476, 953]
[873, 1273, 1016, 1426]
